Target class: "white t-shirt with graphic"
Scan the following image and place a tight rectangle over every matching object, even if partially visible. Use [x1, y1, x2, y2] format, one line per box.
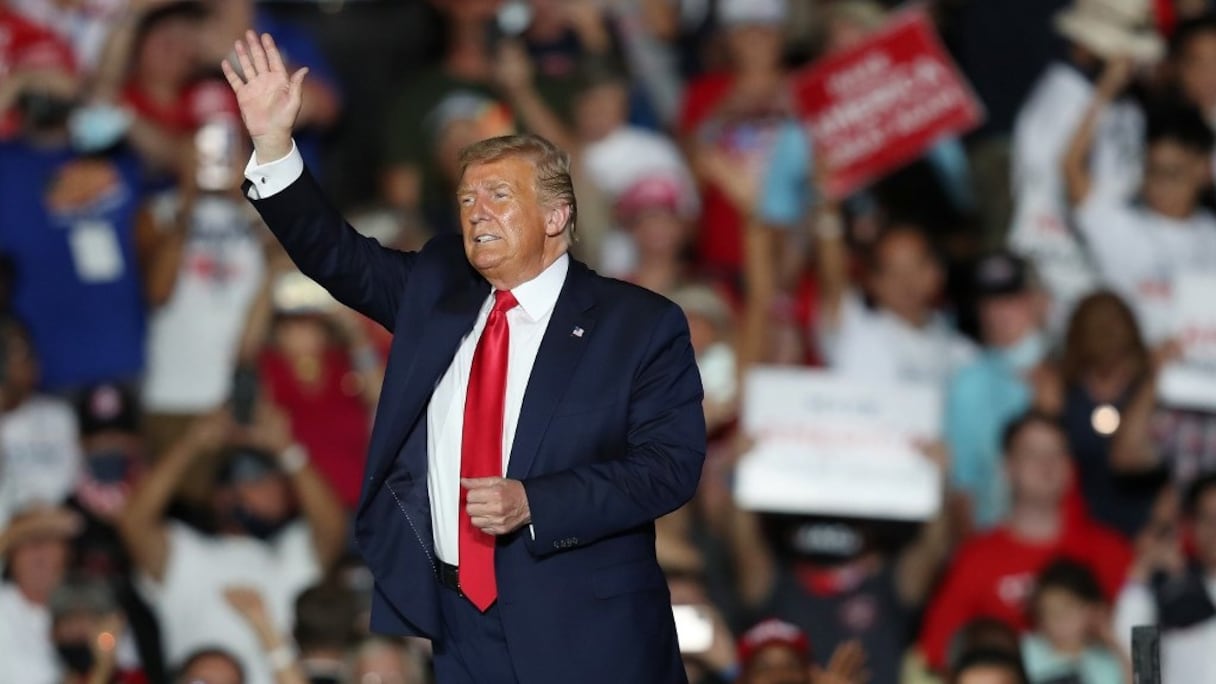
[818, 291, 978, 387]
[142, 194, 265, 413]
[1010, 62, 1145, 335]
[0, 396, 82, 524]
[0, 583, 59, 684]
[136, 522, 320, 684]
[1076, 196, 1216, 344]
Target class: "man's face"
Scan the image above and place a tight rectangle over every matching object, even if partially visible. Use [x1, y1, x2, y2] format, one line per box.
[137, 17, 200, 85]
[574, 82, 628, 142]
[727, 24, 783, 71]
[955, 667, 1022, 684]
[1142, 139, 1210, 219]
[1005, 423, 1071, 507]
[1193, 488, 1216, 570]
[869, 230, 943, 319]
[458, 157, 566, 287]
[1178, 32, 1216, 113]
[10, 535, 69, 602]
[745, 646, 808, 684]
[979, 292, 1040, 349]
[178, 653, 244, 684]
[631, 209, 688, 258]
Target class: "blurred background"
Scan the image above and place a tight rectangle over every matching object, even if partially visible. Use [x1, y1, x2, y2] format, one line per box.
[5, 0, 1216, 683]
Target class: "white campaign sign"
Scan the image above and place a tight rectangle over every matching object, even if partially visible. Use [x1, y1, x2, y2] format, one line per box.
[735, 366, 943, 520]
[1159, 273, 1216, 410]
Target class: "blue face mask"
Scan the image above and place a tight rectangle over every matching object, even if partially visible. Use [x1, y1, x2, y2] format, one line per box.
[85, 450, 131, 484]
[998, 331, 1047, 372]
[68, 104, 131, 153]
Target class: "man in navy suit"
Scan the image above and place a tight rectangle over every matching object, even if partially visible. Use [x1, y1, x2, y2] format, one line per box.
[223, 31, 706, 683]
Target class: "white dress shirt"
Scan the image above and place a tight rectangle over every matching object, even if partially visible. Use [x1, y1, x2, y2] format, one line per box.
[425, 255, 566, 563]
[246, 142, 566, 565]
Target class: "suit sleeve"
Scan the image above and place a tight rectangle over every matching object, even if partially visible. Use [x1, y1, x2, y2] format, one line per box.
[521, 303, 707, 557]
[244, 148, 415, 331]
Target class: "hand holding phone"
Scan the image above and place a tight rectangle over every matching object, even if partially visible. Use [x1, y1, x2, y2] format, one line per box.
[672, 604, 714, 655]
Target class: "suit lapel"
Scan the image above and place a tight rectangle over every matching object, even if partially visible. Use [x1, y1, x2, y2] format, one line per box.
[506, 260, 597, 480]
[359, 273, 489, 516]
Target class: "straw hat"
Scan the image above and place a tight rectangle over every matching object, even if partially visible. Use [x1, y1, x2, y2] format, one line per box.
[1055, 0, 1165, 62]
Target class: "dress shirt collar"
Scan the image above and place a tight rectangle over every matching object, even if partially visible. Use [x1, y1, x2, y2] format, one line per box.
[501, 252, 569, 322]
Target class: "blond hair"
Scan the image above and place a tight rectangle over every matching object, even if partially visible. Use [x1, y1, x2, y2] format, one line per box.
[458, 134, 578, 239]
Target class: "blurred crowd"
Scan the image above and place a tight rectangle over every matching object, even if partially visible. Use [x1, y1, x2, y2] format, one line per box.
[6, 0, 1216, 683]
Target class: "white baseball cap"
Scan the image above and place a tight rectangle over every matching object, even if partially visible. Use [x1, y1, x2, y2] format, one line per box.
[719, 0, 788, 27]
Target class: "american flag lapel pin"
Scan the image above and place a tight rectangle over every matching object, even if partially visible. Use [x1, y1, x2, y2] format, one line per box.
[571, 326, 584, 338]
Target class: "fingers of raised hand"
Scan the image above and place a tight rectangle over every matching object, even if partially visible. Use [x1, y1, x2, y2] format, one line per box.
[261, 32, 286, 74]
[244, 30, 270, 75]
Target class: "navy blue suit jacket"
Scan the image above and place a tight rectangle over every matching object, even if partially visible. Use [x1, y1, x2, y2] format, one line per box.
[248, 170, 707, 683]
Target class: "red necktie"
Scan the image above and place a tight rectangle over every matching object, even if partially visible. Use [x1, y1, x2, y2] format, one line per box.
[459, 289, 517, 611]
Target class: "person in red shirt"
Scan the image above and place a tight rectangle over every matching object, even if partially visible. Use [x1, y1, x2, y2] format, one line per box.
[918, 410, 1133, 672]
[677, 0, 793, 285]
[257, 293, 380, 511]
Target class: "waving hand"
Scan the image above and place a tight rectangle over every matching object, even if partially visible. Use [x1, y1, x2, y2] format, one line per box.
[220, 30, 308, 163]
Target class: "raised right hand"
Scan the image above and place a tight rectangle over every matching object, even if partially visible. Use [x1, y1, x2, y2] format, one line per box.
[220, 30, 308, 163]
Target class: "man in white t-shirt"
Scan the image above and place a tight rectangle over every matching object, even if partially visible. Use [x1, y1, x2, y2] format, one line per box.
[0, 507, 81, 684]
[119, 405, 346, 684]
[816, 220, 976, 387]
[0, 318, 82, 526]
[1009, 0, 1164, 335]
[1066, 96, 1216, 344]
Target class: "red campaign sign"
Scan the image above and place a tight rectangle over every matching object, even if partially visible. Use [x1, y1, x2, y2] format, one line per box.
[793, 10, 985, 199]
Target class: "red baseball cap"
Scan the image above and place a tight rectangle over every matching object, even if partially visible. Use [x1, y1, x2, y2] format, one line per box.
[0, 8, 77, 77]
[738, 618, 811, 667]
[615, 175, 687, 223]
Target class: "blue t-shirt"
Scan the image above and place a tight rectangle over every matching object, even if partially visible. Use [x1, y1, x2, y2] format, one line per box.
[944, 350, 1033, 528]
[0, 141, 147, 390]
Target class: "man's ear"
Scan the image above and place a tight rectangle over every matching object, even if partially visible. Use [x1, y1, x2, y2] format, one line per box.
[544, 203, 571, 238]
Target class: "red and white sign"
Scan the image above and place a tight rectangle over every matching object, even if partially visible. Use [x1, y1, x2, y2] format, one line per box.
[793, 10, 984, 199]
[736, 367, 943, 520]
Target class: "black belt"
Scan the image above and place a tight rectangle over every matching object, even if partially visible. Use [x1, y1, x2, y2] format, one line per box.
[437, 560, 463, 595]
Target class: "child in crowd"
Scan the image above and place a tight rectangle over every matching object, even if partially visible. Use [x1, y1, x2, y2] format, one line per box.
[1066, 92, 1216, 344]
[1021, 559, 1125, 684]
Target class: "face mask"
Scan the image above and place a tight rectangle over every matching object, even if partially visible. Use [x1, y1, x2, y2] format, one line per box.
[86, 450, 131, 484]
[56, 641, 94, 675]
[234, 506, 287, 541]
[69, 104, 131, 153]
[998, 331, 1047, 373]
[17, 91, 76, 132]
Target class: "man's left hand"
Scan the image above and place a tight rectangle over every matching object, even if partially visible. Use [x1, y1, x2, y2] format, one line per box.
[463, 477, 531, 535]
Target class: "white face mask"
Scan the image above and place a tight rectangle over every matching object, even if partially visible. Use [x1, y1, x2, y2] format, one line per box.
[999, 331, 1048, 372]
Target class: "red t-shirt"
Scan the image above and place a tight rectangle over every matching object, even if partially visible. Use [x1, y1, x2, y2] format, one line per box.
[259, 347, 371, 509]
[917, 516, 1132, 670]
[678, 73, 788, 279]
[123, 78, 239, 134]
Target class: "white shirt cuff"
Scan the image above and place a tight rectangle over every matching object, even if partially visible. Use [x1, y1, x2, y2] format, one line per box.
[244, 140, 303, 200]
[529, 524, 535, 540]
